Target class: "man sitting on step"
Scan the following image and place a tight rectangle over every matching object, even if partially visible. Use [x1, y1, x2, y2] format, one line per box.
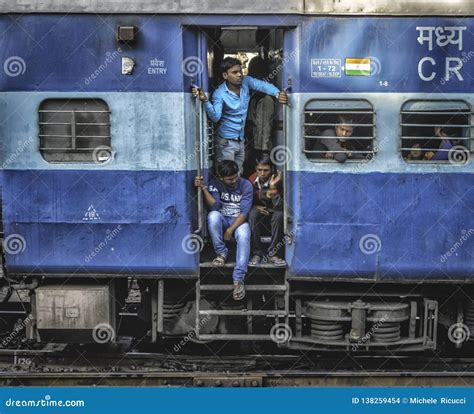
[247, 156, 286, 267]
[194, 160, 253, 301]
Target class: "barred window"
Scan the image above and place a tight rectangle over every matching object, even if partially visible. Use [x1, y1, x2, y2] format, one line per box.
[304, 100, 375, 163]
[39, 99, 112, 163]
[401, 101, 471, 164]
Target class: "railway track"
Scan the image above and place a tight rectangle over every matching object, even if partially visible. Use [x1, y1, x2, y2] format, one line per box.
[0, 344, 473, 386]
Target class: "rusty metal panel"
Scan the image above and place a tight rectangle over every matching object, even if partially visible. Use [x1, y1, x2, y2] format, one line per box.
[305, 0, 474, 15]
[35, 285, 113, 331]
[1, 0, 473, 14]
[0, 0, 304, 14]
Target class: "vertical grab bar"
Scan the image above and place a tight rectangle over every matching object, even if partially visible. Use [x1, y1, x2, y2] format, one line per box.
[193, 80, 204, 235]
[283, 77, 292, 242]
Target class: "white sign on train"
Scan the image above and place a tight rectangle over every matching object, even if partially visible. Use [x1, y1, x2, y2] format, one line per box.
[416, 26, 467, 82]
[311, 59, 341, 78]
[148, 58, 168, 75]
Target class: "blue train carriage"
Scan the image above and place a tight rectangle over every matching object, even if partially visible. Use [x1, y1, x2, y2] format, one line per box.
[0, 0, 472, 353]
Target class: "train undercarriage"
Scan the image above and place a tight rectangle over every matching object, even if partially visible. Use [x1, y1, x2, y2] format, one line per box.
[2, 265, 473, 356]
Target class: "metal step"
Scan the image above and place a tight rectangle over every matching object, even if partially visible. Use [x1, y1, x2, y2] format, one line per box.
[199, 284, 287, 292]
[197, 334, 273, 341]
[199, 261, 285, 269]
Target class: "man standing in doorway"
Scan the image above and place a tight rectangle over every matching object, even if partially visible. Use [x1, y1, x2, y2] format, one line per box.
[193, 57, 288, 173]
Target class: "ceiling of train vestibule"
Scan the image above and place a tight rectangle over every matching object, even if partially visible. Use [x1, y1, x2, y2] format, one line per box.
[1, 0, 473, 14]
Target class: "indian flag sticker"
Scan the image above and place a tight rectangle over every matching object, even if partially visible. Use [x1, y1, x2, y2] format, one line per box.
[345, 58, 371, 76]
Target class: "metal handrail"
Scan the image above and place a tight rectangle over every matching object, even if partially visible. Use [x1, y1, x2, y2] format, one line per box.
[304, 135, 373, 140]
[303, 149, 373, 154]
[400, 123, 469, 128]
[39, 134, 110, 139]
[401, 136, 472, 140]
[39, 110, 110, 113]
[39, 122, 110, 126]
[304, 123, 374, 127]
[194, 89, 203, 236]
[304, 110, 373, 114]
[400, 111, 471, 115]
[400, 147, 470, 152]
[283, 77, 291, 243]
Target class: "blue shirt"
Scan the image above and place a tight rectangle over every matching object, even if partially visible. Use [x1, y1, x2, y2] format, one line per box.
[204, 76, 280, 140]
[431, 140, 453, 160]
[208, 177, 253, 218]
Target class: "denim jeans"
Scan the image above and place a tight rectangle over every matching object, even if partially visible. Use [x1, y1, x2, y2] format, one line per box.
[215, 137, 245, 174]
[207, 210, 250, 282]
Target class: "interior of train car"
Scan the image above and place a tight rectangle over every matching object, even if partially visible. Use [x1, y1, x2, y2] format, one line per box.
[195, 26, 288, 264]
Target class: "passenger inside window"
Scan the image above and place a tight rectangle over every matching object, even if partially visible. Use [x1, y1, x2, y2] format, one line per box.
[318, 116, 367, 163]
[424, 126, 464, 161]
[403, 124, 467, 162]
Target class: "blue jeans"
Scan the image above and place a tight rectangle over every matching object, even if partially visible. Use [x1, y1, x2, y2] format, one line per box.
[215, 137, 245, 174]
[207, 210, 250, 282]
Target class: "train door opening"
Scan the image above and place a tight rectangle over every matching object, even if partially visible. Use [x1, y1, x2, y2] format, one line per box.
[196, 26, 289, 266]
[203, 27, 286, 176]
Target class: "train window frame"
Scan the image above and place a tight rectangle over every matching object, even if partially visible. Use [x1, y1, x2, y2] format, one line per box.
[38, 98, 112, 164]
[400, 100, 472, 165]
[303, 99, 376, 164]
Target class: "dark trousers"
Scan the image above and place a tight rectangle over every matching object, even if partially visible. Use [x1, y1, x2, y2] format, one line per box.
[248, 206, 284, 257]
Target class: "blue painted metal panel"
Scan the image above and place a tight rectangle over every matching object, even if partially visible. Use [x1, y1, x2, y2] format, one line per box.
[296, 17, 474, 93]
[2, 170, 198, 274]
[286, 92, 474, 175]
[0, 15, 184, 92]
[287, 171, 474, 280]
[0, 92, 195, 171]
[1, 15, 472, 93]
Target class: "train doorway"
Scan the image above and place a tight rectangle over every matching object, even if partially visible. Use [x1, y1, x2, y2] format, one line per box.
[184, 25, 294, 271]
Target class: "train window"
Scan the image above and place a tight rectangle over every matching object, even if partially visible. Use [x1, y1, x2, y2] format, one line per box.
[39, 99, 112, 163]
[303, 100, 375, 163]
[401, 101, 472, 164]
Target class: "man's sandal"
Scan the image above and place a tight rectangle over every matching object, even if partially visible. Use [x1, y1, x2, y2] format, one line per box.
[233, 282, 246, 301]
[248, 255, 262, 266]
[268, 256, 287, 267]
[212, 255, 226, 267]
